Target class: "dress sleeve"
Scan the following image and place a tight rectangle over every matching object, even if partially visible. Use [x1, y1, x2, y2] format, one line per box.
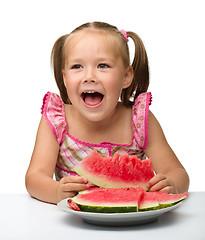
[132, 92, 152, 151]
[41, 91, 68, 145]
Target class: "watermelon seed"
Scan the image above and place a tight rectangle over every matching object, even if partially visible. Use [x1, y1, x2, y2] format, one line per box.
[126, 188, 130, 191]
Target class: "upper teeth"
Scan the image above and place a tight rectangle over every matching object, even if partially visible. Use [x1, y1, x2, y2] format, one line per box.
[84, 91, 95, 94]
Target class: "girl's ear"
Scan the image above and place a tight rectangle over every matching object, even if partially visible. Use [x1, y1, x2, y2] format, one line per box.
[122, 66, 134, 89]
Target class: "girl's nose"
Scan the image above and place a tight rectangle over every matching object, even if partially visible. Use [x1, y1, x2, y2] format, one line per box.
[83, 67, 96, 83]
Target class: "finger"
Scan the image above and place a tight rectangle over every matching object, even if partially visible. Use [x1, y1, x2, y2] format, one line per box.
[147, 174, 166, 189]
[149, 178, 170, 192]
[60, 191, 77, 201]
[62, 182, 90, 192]
[61, 176, 88, 184]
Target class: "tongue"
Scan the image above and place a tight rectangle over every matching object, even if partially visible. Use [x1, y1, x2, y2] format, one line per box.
[84, 93, 102, 106]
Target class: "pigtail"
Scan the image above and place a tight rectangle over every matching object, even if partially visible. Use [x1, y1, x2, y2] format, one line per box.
[121, 31, 149, 107]
[51, 34, 69, 103]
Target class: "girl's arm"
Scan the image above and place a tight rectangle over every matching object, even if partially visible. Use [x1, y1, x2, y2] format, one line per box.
[144, 111, 189, 194]
[25, 116, 89, 204]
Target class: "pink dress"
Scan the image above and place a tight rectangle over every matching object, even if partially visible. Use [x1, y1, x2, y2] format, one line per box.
[41, 91, 152, 180]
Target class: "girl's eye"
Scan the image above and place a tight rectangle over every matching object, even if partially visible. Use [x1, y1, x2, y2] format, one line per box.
[71, 64, 83, 69]
[98, 64, 109, 69]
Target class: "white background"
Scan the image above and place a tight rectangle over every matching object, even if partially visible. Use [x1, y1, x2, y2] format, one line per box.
[0, 0, 204, 193]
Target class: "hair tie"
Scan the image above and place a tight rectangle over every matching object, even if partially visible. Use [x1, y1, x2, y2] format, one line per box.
[120, 29, 129, 42]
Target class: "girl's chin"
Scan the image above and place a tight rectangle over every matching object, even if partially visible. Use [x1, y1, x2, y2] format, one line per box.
[79, 106, 110, 123]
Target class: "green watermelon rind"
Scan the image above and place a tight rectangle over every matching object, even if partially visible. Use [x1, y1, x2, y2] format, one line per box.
[159, 198, 186, 209]
[139, 202, 160, 212]
[75, 204, 138, 213]
[139, 206, 159, 212]
[73, 200, 183, 213]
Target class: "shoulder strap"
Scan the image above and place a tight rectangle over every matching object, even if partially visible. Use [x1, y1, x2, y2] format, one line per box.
[41, 91, 68, 144]
[132, 92, 152, 150]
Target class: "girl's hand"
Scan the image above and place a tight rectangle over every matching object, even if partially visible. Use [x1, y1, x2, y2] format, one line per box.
[147, 174, 177, 194]
[56, 176, 90, 202]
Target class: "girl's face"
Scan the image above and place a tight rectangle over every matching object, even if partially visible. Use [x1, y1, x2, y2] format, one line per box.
[62, 30, 133, 123]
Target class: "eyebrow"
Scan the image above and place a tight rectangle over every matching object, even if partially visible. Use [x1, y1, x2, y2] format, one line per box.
[96, 57, 115, 62]
[67, 57, 116, 63]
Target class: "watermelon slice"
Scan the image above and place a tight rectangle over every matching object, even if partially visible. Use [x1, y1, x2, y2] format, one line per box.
[155, 191, 189, 209]
[67, 187, 188, 213]
[138, 191, 188, 211]
[71, 187, 144, 213]
[74, 150, 154, 190]
[67, 199, 81, 211]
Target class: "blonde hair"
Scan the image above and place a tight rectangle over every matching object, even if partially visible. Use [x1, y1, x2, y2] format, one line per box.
[51, 21, 149, 107]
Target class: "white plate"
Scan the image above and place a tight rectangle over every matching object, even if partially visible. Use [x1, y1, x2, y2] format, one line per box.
[57, 199, 182, 226]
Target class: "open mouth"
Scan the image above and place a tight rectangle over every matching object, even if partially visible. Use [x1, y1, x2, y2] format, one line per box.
[81, 91, 104, 107]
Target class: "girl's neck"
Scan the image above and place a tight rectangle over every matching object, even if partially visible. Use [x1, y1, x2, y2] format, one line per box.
[64, 103, 133, 145]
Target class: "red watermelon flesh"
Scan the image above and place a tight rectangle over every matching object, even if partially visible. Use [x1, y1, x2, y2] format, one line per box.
[74, 150, 154, 190]
[67, 187, 189, 213]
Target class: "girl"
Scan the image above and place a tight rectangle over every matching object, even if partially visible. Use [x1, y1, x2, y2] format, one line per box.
[25, 22, 189, 204]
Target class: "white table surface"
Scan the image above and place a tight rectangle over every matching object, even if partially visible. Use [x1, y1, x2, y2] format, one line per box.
[0, 192, 204, 240]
